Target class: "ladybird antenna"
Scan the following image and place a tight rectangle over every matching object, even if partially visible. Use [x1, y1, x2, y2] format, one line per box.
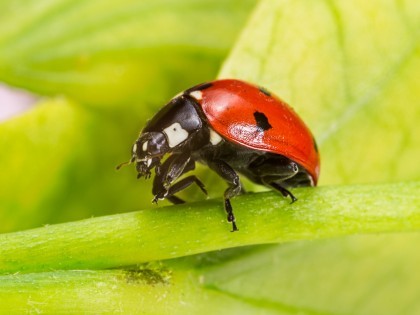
[116, 156, 135, 170]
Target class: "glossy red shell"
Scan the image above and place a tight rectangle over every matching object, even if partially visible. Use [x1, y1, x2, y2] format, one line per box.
[198, 79, 320, 184]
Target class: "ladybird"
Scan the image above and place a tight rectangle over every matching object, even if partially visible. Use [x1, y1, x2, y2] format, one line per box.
[118, 79, 320, 231]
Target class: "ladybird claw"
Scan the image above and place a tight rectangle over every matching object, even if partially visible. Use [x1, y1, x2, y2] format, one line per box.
[227, 213, 239, 232]
[231, 221, 238, 232]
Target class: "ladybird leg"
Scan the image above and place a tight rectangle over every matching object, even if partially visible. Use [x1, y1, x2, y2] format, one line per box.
[165, 175, 207, 198]
[166, 195, 185, 204]
[153, 153, 206, 204]
[251, 157, 299, 180]
[265, 181, 297, 203]
[155, 175, 207, 204]
[237, 181, 247, 195]
[208, 160, 240, 232]
[252, 157, 299, 203]
[163, 155, 195, 187]
[152, 154, 180, 203]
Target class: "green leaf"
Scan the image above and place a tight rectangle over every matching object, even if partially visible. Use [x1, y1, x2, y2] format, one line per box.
[219, 0, 420, 185]
[2, 232, 420, 313]
[0, 99, 88, 231]
[0, 0, 255, 106]
[201, 233, 420, 315]
[0, 97, 146, 232]
[0, 267, 274, 314]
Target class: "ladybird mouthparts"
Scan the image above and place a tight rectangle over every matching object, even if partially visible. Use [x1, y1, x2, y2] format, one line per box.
[135, 158, 153, 179]
[116, 150, 156, 181]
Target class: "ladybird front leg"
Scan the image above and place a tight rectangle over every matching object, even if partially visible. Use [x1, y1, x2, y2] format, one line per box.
[152, 154, 181, 203]
[207, 160, 241, 232]
[162, 153, 194, 187]
[152, 152, 205, 204]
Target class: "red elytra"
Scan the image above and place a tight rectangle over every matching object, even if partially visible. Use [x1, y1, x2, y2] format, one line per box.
[197, 79, 320, 184]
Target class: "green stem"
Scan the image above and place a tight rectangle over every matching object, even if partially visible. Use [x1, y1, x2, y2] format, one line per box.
[1, 181, 419, 275]
[0, 269, 250, 314]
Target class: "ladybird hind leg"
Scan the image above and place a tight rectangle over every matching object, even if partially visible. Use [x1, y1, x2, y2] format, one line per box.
[208, 160, 241, 232]
[152, 153, 206, 204]
[250, 156, 299, 203]
[264, 181, 297, 203]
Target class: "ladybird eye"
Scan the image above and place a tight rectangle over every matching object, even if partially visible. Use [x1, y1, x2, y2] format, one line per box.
[132, 143, 138, 154]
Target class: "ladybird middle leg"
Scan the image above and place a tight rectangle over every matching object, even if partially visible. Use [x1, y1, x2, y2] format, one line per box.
[159, 175, 207, 201]
[153, 175, 207, 204]
[166, 195, 185, 204]
[207, 160, 241, 232]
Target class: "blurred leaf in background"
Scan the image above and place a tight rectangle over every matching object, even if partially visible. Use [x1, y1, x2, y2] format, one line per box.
[0, 0, 255, 232]
[220, 0, 420, 185]
[0, 0, 255, 107]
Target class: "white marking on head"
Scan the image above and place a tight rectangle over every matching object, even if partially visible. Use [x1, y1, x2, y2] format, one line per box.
[209, 128, 223, 145]
[163, 122, 189, 148]
[147, 158, 152, 167]
[132, 143, 137, 154]
[189, 90, 203, 101]
[142, 141, 148, 151]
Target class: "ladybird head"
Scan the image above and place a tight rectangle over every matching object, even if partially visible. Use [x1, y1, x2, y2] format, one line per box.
[116, 131, 169, 178]
[133, 132, 169, 177]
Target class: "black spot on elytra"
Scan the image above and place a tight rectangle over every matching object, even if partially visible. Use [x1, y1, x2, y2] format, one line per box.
[254, 111, 272, 131]
[259, 86, 271, 97]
